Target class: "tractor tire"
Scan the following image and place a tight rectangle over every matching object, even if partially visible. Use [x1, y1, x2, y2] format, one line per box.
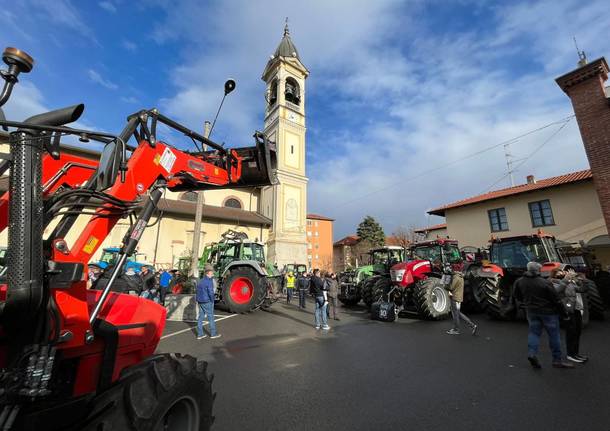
[413, 277, 451, 320]
[482, 275, 517, 320]
[361, 276, 380, 308]
[461, 277, 487, 313]
[339, 296, 361, 306]
[584, 280, 606, 320]
[371, 277, 392, 304]
[221, 267, 267, 313]
[75, 353, 214, 431]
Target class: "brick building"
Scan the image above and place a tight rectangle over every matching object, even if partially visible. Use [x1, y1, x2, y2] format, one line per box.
[306, 214, 334, 271]
[556, 57, 610, 233]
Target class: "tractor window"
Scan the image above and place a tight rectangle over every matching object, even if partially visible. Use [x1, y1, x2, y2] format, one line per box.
[242, 243, 265, 262]
[412, 246, 440, 263]
[222, 244, 239, 259]
[100, 251, 118, 265]
[444, 245, 462, 263]
[491, 239, 550, 268]
[371, 251, 388, 265]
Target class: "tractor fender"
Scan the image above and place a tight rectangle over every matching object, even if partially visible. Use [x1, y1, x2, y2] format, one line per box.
[221, 260, 267, 278]
[472, 263, 503, 278]
[541, 262, 574, 278]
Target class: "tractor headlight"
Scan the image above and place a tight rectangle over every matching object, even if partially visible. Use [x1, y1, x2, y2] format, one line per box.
[391, 269, 406, 282]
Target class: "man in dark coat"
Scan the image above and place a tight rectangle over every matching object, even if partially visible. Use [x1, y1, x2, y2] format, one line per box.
[514, 262, 573, 369]
[297, 272, 310, 309]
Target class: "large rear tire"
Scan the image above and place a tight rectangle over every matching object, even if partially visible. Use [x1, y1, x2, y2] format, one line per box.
[584, 280, 606, 320]
[413, 277, 451, 320]
[361, 276, 380, 308]
[371, 277, 392, 304]
[221, 267, 267, 313]
[482, 275, 517, 320]
[76, 353, 214, 431]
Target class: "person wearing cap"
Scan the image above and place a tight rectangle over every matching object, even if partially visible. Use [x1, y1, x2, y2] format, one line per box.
[514, 261, 572, 369]
[196, 264, 221, 340]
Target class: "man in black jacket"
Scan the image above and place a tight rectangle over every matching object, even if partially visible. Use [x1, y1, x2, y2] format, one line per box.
[310, 269, 329, 330]
[514, 262, 573, 369]
[297, 272, 310, 309]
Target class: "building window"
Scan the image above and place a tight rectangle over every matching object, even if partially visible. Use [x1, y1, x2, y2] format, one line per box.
[308, 243, 312, 249]
[307, 231, 312, 237]
[285, 77, 300, 105]
[488, 208, 508, 232]
[307, 220, 312, 226]
[223, 197, 242, 209]
[314, 231, 319, 237]
[180, 191, 199, 202]
[529, 200, 555, 227]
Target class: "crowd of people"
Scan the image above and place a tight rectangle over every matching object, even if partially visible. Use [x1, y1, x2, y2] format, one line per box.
[282, 269, 340, 330]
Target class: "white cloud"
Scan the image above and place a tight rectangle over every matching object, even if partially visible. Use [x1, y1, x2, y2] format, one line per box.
[99, 1, 117, 13]
[30, 0, 98, 43]
[148, 0, 608, 238]
[122, 40, 137, 52]
[87, 69, 118, 90]
[120, 96, 139, 104]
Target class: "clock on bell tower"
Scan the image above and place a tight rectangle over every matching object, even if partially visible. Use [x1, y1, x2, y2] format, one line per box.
[260, 21, 309, 268]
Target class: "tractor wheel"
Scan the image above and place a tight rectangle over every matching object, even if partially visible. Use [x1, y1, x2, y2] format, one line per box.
[360, 276, 380, 308]
[76, 353, 214, 431]
[371, 277, 391, 304]
[413, 278, 451, 320]
[339, 296, 361, 306]
[461, 277, 487, 313]
[221, 267, 267, 313]
[482, 275, 517, 320]
[584, 280, 606, 320]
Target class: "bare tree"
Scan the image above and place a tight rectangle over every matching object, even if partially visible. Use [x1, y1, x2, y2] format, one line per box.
[391, 225, 418, 247]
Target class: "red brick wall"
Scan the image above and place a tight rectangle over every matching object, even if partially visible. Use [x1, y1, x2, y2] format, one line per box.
[557, 59, 610, 233]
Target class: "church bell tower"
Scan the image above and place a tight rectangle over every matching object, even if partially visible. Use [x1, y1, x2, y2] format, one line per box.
[260, 22, 309, 268]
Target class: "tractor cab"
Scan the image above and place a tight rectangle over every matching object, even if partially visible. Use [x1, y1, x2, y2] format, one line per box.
[487, 234, 561, 277]
[409, 239, 463, 272]
[368, 246, 405, 275]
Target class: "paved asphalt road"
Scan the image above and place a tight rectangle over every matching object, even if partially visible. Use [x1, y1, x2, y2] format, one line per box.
[158, 298, 610, 431]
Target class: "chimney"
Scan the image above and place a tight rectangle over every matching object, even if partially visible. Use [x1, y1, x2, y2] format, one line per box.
[556, 57, 610, 234]
[526, 175, 536, 185]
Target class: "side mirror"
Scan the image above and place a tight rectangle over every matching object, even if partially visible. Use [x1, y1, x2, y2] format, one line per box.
[224, 79, 236, 95]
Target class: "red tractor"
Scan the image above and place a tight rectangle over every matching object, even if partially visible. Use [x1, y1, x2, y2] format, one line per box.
[470, 233, 606, 321]
[0, 48, 276, 430]
[371, 239, 463, 321]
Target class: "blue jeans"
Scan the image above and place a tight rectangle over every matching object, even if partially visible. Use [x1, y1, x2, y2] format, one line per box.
[314, 296, 328, 327]
[287, 288, 293, 303]
[527, 312, 562, 361]
[197, 302, 217, 337]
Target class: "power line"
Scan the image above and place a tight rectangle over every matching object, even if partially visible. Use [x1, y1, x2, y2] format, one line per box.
[335, 115, 575, 207]
[482, 117, 572, 193]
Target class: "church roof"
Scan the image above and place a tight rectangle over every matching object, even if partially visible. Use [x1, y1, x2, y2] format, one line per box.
[273, 22, 300, 60]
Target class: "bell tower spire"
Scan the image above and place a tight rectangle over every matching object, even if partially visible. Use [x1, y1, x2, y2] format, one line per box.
[260, 22, 309, 268]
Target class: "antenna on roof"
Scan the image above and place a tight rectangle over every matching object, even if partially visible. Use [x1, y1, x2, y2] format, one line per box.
[573, 36, 587, 67]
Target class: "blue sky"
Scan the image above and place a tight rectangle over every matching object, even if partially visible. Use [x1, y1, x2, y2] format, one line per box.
[1, 0, 609, 239]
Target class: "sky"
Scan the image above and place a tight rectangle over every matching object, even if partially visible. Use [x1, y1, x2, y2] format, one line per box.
[0, 0, 608, 239]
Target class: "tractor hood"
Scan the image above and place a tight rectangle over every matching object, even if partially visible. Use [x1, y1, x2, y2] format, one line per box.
[390, 260, 431, 286]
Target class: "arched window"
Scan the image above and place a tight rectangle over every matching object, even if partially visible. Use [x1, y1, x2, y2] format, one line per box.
[285, 77, 300, 105]
[268, 79, 278, 106]
[180, 191, 198, 202]
[223, 197, 242, 209]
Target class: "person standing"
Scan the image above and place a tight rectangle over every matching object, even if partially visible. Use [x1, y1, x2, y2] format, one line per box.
[139, 266, 158, 302]
[515, 262, 573, 369]
[443, 263, 477, 335]
[196, 264, 221, 340]
[158, 269, 172, 306]
[310, 269, 329, 330]
[285, 271, 296, 304]
[327, 273, 340, 321]
[297, 271, 310, 309]
[550, 269, 589, 364]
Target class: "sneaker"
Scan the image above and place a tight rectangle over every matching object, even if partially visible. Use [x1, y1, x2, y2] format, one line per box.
[315, 325, 320, 330]
[446, 328, 460, 335]
[322, 325, 331, 330]
[566, 355, 585, 363]
[528, 356, 542, 369]
[471, 324, 478, 336]
[210, 334, 222, 339]
[197, 335, 207, 340]
[552, 361, 575, 369]
[575, 354, 589, 362]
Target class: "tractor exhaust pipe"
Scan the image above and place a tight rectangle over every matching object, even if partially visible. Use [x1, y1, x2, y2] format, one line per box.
[2, 105, 84, 335]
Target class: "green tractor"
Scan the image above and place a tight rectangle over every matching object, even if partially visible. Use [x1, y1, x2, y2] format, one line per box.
[175, 230, 277, 313]
[338, 246, 405, 306]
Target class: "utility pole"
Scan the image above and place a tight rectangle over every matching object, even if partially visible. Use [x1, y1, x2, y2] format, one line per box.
[504, 143, 515, 187]
[190, 120, 211, 277]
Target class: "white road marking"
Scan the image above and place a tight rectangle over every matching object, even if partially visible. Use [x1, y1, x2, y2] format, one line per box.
[160, 314, 238, 339]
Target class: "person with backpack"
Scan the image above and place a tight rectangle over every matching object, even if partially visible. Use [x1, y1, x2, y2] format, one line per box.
[310, 269, 329, 330]
[195, 264, 221, 340]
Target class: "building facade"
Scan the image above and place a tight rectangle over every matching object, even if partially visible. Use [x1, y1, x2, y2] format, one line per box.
[428, 170, 610, 266]
[414, 223, 448, 241]
[260, 24, 310, 268]
[306, 214, 334, 271]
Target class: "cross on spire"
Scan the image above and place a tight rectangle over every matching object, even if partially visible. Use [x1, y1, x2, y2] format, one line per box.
[284, 17, 290, 36]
